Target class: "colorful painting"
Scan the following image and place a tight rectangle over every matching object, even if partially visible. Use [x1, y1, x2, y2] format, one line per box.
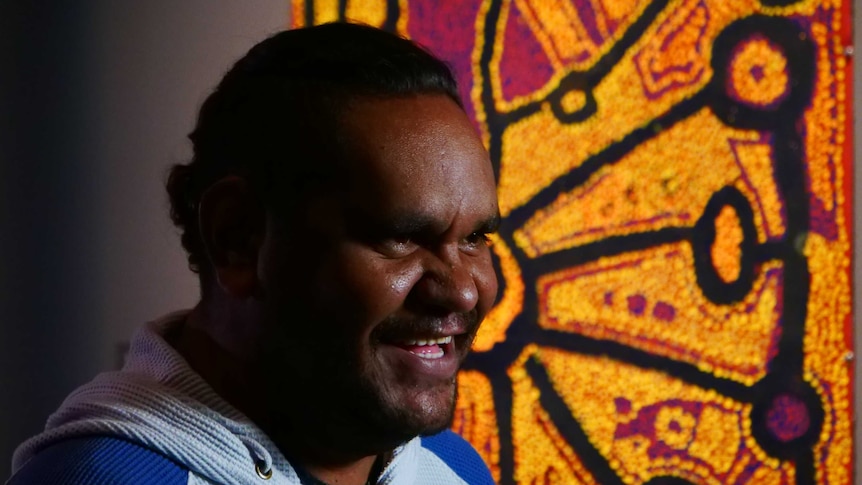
[291, 1, 853, 483]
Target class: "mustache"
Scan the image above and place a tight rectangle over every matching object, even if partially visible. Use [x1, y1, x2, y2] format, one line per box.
[370, 309, 481, 343]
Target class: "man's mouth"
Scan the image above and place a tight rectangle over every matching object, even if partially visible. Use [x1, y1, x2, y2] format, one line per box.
[372, 314, 479, 380]
[393, 336, 454, 360]
[379, 333, 461, 381]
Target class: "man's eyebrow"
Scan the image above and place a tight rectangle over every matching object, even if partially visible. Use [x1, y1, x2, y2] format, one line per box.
[386, 215, 438, 235]
[377, 212, 501, 236]
[475, 213, 502, 233]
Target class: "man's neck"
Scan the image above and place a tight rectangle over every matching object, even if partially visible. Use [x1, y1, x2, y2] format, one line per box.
[297, 454, 381, 485]
[169, 305, 260, 413]
[171, 304, 390, 485]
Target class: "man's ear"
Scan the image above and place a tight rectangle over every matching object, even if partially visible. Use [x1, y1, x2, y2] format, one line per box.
[198, 176, 265, 299]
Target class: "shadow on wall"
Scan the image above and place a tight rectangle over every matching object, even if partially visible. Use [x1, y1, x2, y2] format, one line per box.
[0, 3, 106, 481]
[0, 1, 288, 480]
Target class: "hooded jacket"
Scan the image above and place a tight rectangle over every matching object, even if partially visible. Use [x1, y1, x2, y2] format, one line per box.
[8, 313, 495, 485]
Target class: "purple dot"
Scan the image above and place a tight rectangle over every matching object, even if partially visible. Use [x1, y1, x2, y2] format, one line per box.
[766, 394, 810, 442]
[750, 64, 765, 82]
[604, 291, 614, 306]
[614, 397, 632, 414]
[627, 294, 647, 316]
[653, 302, 676, 322]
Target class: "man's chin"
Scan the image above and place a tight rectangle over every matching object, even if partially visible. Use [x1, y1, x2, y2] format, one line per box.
[361, 412, 452, 450]
[374, 387, 458, 440]
[260, 369, 459, 459]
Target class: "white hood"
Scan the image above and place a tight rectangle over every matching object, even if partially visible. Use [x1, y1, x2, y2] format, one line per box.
[11, 312, 423, 485]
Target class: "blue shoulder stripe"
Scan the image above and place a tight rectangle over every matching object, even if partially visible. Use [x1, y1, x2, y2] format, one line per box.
[420, 430, 495, 485]
[8, 436, 188, 485]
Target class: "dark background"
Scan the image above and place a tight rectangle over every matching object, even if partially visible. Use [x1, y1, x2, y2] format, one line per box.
[0, 2, 287, 479]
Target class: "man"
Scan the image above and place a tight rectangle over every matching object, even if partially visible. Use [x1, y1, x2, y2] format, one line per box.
[9, 23, 499, 485]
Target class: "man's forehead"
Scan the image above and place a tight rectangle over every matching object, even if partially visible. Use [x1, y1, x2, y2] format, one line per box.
[339, 95, 479, 150]
[356, 205, 501, 233]
[340, 99, 489, 173]
[300, 95, 496, 231]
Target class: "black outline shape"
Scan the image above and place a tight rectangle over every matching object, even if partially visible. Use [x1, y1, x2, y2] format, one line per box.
[643, 477, 697, 485]
[548, 77, 597, 123]
[302, 2, 828, 483]
[691, 186, 758, 305]
[525, 356, 626, 485]
[759, 0, 806, 6]
[532, 0, 673, 126]
[489, 372, 516, 483]
[530, 330, 752, 403]
[381, 0, 399, 33]
[304, 0, 314, 28]
[478, 0, 673, 179]
[304, 0, 400, 33]
[489, 240, 508, 308]
[504, 90, 709, 230]
[708, 15, 816, 130]
[467, 5, 823, 484]
[749, 374, 825, 461]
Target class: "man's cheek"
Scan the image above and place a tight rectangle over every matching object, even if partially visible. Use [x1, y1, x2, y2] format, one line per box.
[388, 269, 418, 297]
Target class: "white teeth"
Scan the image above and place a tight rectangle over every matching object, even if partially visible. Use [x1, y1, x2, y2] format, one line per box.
[413, 348, 445, 359]
[400, 336, 453, 359]
[399, 336, 454, 346]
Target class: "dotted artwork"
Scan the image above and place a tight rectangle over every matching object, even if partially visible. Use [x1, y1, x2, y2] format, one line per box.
[292, 1, 853, 483]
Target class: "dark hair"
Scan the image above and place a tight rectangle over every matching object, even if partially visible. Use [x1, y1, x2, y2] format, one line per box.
[166, 22, 462, 279]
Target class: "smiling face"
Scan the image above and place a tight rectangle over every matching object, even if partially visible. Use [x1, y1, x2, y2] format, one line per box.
[257, 94, 499, 453]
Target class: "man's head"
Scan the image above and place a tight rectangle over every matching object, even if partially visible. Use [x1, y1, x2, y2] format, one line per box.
[167, 23, 499, 460]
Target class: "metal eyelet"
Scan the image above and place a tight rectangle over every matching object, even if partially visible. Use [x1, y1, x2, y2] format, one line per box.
[255, 462, 273, 480]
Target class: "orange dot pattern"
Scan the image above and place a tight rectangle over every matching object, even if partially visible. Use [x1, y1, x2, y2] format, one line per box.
[292, 0, 853, 483]
[727, 37, 789, 107]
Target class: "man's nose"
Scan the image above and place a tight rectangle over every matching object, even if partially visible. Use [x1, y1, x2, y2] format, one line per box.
[413, 252, 479, 314]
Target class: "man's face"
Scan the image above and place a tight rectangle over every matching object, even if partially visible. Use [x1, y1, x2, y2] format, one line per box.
[257, 94, 499, 450]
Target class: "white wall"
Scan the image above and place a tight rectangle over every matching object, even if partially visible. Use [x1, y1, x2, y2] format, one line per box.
[0, 2, 288, 479]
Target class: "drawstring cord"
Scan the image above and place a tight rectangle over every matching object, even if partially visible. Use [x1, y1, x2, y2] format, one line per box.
[239, 435, 273, 480]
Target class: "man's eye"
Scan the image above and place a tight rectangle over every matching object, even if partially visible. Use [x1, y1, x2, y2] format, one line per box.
[465, 232, 493, 247]
[376, 236, 416, 256]
[387, 235, 414, 248]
